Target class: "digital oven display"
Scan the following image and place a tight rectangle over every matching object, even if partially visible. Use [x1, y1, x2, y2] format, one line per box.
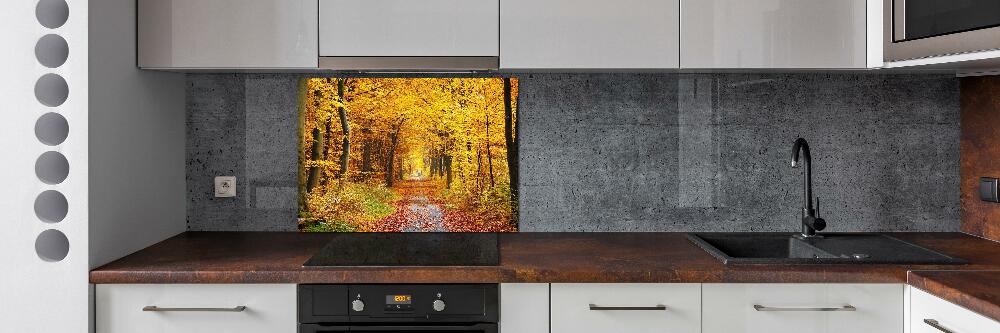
[386, 295, 412, 304]
[385, 295, 414, 311]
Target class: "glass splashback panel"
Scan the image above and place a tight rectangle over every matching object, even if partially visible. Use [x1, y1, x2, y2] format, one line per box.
[298, 78, 518, 232]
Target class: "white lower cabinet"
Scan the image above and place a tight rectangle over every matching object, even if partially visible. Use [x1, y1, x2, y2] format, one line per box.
[96, 284, 297, 333]
[702, 283, 904, 333]
[551, 283, 701, 333]
[500, 283, 549, 333]
[910, 287, 1000, 333]
[95, 282, 999, 333]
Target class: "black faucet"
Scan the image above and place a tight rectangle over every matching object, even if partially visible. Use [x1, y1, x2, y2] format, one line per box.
[791, 138, 826, 238]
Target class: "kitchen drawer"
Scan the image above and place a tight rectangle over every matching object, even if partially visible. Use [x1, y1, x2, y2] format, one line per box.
[702, 283, 903, 333]
[550, 283, 700, 333]
[910, 287, 1000, 333]
[96, 284, 296, 333]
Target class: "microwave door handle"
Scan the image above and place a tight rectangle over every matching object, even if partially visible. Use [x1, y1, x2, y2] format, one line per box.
[299, 326, 349, 333]
[893, 0, 906, 41]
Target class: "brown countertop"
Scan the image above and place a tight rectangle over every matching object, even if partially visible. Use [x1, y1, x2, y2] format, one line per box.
[90, 231, 1000, 320]
[908, 270, 1000, 322]
[91, 232, 1000, 284]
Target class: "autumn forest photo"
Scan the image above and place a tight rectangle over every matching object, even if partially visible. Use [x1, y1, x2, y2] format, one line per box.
[298, 78, 519, 232]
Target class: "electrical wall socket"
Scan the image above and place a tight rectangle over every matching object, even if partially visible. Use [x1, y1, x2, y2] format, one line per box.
[215, 176, 236, 198]
[981, 177, 999, 202]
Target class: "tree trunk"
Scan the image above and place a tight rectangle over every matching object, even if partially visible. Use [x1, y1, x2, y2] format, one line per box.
[306, 127, 325, 193]
[503, 77, 519, 207]
[385, 121, 403, 187]
[476, 146, 483, 190]
[337, 78, 351, 179]
[430, 153, 438, 177]
[439, 153, 446, 177]
[445, 155, 453, 189]
[485, 114, 495, 187]
[321, 78, 335, 163]
[317, 121, 332, 189]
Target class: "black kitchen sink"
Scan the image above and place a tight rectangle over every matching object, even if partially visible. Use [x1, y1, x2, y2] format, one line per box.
[687, 233, 966, 265]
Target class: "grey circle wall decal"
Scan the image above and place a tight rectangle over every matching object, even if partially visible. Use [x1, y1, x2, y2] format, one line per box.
[35, 229, 69, 262]
[35, 112, 69, 146]
[34, 73, 69, 107]
[36, 0, 69, 29]
[35, 34, 69, 68]
[35, 151, 69, 184]
[34, 190, 68, 223]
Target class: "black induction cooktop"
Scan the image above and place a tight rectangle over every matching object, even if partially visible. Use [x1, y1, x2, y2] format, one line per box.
[303, 233, 500, 267]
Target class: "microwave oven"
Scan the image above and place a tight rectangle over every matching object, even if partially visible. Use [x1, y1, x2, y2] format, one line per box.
[884, 0, 1000, 62]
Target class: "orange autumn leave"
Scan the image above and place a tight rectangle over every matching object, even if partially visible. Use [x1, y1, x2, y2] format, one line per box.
[298, 78, 519, 232]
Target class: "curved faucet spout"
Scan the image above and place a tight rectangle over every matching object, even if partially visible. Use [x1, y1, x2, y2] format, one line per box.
[791, 138, 813, 211]
[791, 138, 824, 237]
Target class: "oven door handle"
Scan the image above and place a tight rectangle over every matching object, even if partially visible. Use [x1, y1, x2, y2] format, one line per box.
[347, 323, 497, 332]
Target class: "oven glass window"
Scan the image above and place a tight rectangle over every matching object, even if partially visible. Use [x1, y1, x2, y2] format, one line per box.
[904, 0, 1000, 40]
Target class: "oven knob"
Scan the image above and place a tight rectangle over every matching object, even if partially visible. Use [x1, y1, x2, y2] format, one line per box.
[351, 299, 365, 312]
[432, 299, 446, 312]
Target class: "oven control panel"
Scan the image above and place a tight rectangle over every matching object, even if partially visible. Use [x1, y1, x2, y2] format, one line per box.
[298, 284, 498, 324]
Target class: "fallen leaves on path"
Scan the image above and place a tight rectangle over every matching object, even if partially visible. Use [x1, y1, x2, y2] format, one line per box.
[370, 179, 516, 232]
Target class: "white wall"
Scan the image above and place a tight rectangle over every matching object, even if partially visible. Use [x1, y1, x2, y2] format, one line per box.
[0, 0, 89, 331]
[0, 0, 184, 330]
[88, 0, 186, 269]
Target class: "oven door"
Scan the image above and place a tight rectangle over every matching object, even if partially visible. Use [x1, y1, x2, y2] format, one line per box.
[300, 323, 498, 333]
[885, 0, 1000, 61]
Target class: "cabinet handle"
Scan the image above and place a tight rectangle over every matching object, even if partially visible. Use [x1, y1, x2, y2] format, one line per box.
[142, 306, 247, 312]
[753, 304, 856, 312]
[589, 304, 667, 311]
[923, 319, 955, 333]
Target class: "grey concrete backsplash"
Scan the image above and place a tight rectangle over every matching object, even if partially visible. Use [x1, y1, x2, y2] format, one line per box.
[186, 73, 960, 232]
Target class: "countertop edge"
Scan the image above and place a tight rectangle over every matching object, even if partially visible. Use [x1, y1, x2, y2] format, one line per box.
[907, 270, 1000, 323]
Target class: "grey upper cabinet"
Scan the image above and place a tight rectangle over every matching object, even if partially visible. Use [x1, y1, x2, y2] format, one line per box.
[680, 0, 872, 69]
[138, 0, 318, 69]
[318, 0, 500, 70]
[501, 0, 680, 69]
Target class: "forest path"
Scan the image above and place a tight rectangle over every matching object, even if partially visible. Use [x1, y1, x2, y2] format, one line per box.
[372, 179, 450, 232]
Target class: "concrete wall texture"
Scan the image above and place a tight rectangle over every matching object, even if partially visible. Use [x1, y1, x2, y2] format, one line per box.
[186, 73, 960, 232]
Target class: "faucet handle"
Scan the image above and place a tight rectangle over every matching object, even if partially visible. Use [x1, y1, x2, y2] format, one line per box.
[815, 196, 820, 218]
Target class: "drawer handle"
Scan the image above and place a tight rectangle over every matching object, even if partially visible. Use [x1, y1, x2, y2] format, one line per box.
[923, 319, 955, 333]
[142, 306, 247, 312]
[753, 304, 856, 312]
[589, 304, 667, 311]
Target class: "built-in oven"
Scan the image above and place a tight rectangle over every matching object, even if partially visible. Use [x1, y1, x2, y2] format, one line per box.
[298, 284, 498, 333]
[885, 0, 1000, 61]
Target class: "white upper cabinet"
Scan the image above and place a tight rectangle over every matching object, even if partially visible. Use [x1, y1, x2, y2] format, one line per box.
[680, 0, 872, 69]
[138, 0, 319, 69]
[500, 0, 680, 69]
[319, 0, 499, 57]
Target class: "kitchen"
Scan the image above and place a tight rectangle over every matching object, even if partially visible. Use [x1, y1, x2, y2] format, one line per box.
[3, 0, 1000, 332]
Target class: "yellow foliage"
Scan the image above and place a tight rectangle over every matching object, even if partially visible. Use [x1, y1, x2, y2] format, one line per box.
[299, 77, 518, 232]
